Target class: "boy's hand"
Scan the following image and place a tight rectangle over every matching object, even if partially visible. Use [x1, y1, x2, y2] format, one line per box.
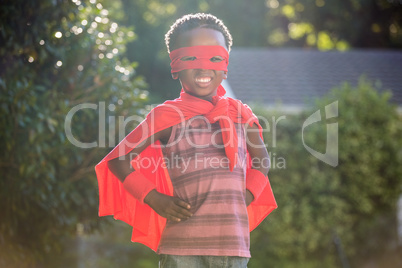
[246, 189, 254, 206]
[144, 190, 192, 222]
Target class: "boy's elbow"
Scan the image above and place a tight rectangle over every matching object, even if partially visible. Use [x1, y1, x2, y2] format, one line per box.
[250, 153, 270, 176]
[107, 158, 118, 170]
[257, 149, 270, 176]
[259, 165, 269, 177]
[107, 157, 133, 182]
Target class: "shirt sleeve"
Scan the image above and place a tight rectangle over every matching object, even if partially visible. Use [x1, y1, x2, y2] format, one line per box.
[123, 170, 157, 204]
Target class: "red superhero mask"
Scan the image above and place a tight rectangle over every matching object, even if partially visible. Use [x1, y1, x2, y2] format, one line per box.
[169, 45, 229, 73]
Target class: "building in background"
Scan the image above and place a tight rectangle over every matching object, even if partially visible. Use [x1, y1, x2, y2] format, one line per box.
[226, 48, 402, 112]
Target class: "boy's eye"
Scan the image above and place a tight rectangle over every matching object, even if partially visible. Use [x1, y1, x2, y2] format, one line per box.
[210, 56, 224, 62]
[180, 56, 197, 61]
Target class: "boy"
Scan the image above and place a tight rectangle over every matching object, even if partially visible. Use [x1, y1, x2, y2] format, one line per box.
[95, 13, 277, 268]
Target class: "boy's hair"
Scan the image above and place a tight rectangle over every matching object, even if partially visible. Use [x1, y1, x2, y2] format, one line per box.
[165, 13, 233, 53]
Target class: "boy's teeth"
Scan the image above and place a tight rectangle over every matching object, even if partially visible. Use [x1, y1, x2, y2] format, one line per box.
[196, 77, 211, 83]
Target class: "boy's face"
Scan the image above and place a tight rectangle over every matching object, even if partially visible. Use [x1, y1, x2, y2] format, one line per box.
[172, 28, 228, 101]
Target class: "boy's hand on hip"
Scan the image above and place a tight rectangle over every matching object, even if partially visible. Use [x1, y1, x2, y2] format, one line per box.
[144, 190, 192, 222]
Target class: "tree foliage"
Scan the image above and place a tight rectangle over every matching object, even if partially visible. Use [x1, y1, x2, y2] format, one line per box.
[249, 77, 402, 268]
[0, 0, 147, 266]
[113, 0, 402, 101]
[1, 0, 401, 266]
[264, 0, 402, 50]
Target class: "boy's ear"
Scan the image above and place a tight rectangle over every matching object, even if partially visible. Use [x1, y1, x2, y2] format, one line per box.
[172, 73, 179, 80]
[223, 71, 228, 80]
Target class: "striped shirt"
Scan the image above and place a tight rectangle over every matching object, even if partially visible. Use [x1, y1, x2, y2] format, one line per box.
[157, 116, 250, 257]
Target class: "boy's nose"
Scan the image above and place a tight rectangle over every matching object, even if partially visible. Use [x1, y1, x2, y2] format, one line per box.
[195, 69, 213, 74]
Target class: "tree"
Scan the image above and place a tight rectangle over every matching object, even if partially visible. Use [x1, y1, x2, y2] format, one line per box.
[249, 77, 402, 267]
[264, 0, 402, 50]
[0, 0, 147, 266]
[114, 0, 402, 102]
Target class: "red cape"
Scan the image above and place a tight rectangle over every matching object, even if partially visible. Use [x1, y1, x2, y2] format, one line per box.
[95, 86, 277, 251]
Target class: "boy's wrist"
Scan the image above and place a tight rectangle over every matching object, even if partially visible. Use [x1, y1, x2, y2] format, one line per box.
[122, 170, 156, 204]
[144, 189, 159, 206]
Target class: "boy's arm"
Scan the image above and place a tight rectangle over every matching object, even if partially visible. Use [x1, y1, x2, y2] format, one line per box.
[107, 127, 165, 182]
[246, 123, 270, 206]
[108, 127, 192, 222]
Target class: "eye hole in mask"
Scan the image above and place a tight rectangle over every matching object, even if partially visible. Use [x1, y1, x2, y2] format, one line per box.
[180, 56, 197, 61]
[210, 56, 224, 62]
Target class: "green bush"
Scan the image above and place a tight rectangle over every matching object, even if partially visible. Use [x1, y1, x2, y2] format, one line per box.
[0, 0, 147, 266]
[249, 77, 402, 268]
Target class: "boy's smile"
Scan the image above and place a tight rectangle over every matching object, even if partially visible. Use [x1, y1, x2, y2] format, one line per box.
[194, 72, 213, 88]
[172, 27, 228, 101]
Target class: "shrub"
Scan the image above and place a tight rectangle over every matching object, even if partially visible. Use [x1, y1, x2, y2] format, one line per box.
[250, 77, 402, 268]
